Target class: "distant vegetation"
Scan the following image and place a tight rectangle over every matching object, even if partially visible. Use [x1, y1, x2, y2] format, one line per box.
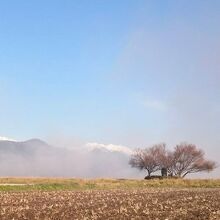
[0, 178, 220, 191]
[129, 143, 217, 178]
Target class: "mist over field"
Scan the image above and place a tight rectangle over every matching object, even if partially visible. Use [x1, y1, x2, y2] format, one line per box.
[0, 137, 218, 178]
[0, 138, 143, 178]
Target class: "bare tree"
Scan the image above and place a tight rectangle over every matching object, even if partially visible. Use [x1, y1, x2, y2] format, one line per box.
[170, 143, 217, 178]
[129, 143, 217, 178]
[155, 145, 174, 176]
[129, 144, 165, 177]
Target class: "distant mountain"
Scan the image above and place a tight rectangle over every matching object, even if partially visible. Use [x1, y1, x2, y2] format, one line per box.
[0, 138, 51, 155]
[86, 142, 133, 155]
[0, 138, 138, 178]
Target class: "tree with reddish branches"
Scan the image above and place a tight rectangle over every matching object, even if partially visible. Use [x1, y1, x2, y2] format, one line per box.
[129, 144, 166, 177]
[169, 143, 217, 178]
[129, 143, 217, 178]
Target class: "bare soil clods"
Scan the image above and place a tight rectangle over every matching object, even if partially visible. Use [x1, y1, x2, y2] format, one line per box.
[0, 188, 220, 220]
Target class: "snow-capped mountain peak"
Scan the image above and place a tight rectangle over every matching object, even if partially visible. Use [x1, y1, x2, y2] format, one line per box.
[86, 142, 133, 155]
[0, 136, 17, 142]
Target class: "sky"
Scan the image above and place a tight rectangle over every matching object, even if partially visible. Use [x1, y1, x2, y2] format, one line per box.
[0, 1, 220, 174]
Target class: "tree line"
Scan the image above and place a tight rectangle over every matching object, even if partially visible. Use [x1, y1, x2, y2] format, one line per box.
[129, 143, 217, 178]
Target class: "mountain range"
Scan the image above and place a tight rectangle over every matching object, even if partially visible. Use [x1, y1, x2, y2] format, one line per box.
[0, 137, 139, 178]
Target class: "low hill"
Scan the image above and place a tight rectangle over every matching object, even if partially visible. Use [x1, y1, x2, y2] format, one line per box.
[0, 138, 136, 178]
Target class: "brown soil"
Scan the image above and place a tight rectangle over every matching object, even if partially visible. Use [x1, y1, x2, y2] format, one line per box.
[0, 188, 220, 219]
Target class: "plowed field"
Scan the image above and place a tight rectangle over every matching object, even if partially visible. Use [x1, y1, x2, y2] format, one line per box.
[0, 188, 220, 219]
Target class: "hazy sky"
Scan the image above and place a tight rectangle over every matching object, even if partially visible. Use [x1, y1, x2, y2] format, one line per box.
[0, 1, 219, 168]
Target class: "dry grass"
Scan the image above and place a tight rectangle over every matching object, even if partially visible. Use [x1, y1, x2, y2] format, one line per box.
[0, 178, 220, 191]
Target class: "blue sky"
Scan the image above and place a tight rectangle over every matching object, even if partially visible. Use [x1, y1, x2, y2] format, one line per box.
[0, 0, 220, 163]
